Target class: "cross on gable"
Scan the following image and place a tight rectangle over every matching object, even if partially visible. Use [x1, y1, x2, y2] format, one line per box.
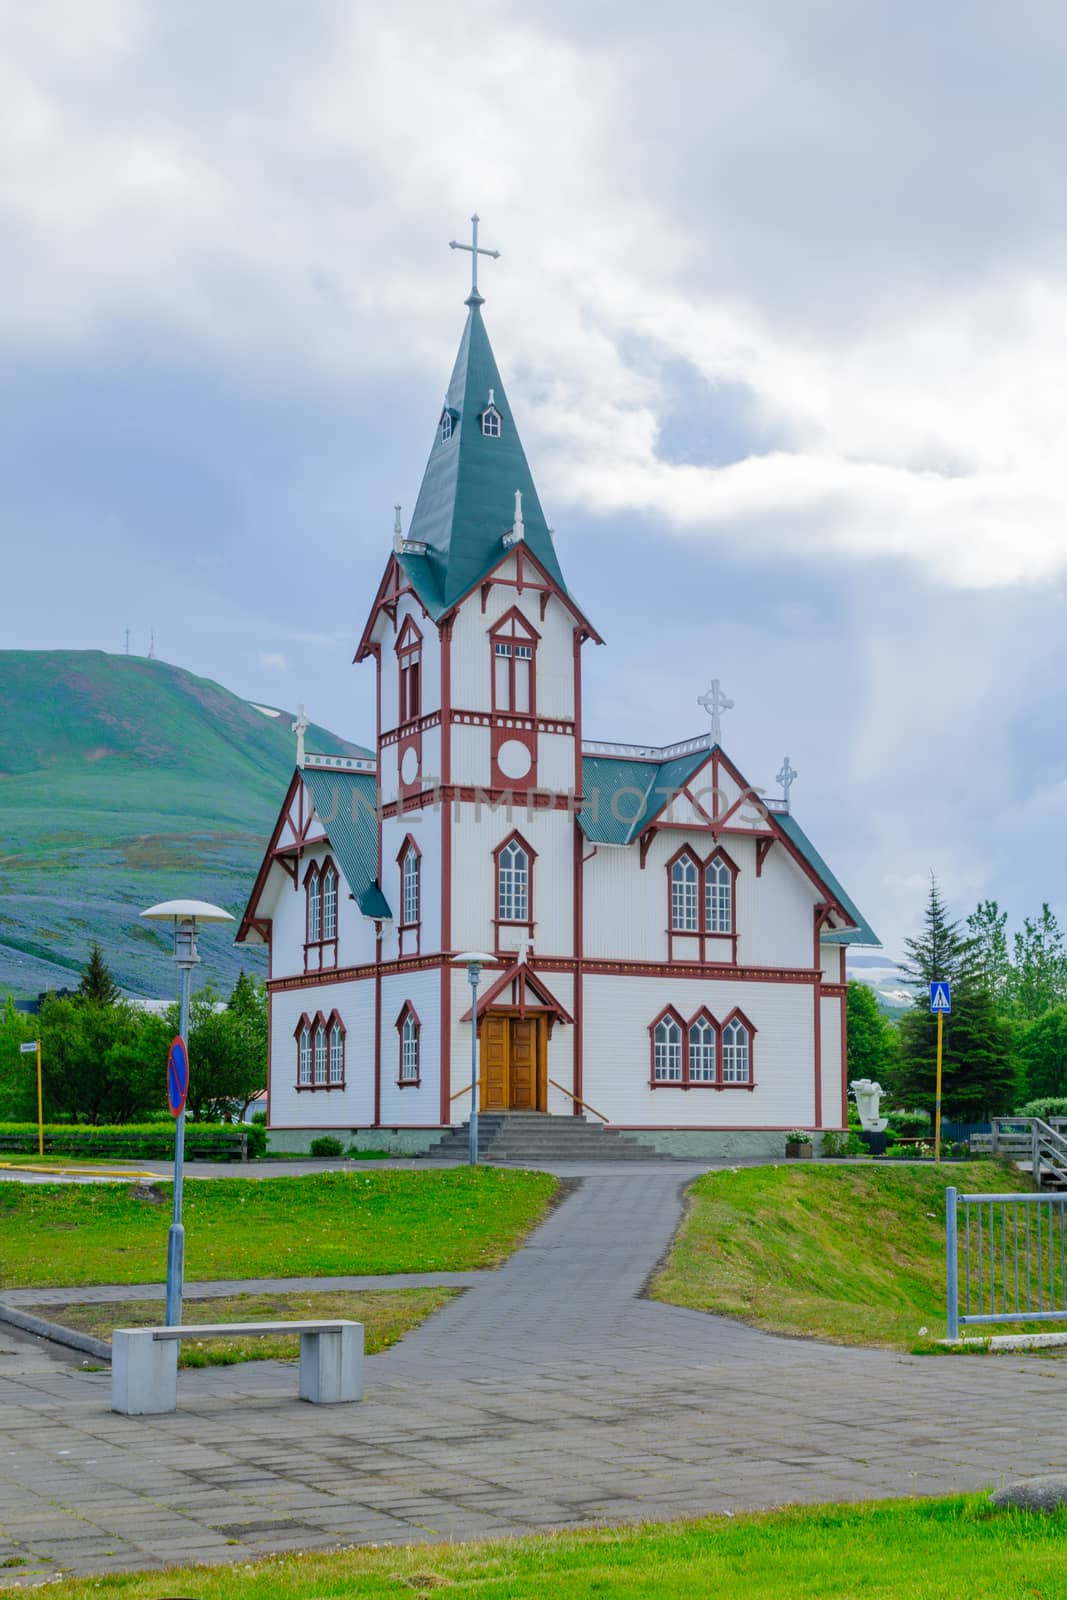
[698, 679, 734, 747]
[776, 756, 798, 811]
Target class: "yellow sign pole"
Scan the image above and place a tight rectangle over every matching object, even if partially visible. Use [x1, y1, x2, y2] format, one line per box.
[36, 1041, 44, 1158]
[934, 1010, 944, 1163]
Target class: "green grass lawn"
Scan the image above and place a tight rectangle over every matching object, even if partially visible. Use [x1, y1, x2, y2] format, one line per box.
[0, 1168, 557, 1289]
[16, 1496, 1067, 1598]
[47, 1286, 455, 1365]
[651, 1160, 1033, 1348]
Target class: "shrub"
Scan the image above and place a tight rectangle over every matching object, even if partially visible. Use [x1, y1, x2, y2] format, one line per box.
[823, 1129, 870, 1157]
[888, 1109, 931, 1136]
[251, 1110, 267, 1126]
[0, 1121, 265, 1159]
[1017, 1097, 1067, 1121]
[308, 1135, 345, 1158]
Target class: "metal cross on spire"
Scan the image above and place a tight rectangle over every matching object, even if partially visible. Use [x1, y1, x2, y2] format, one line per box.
[776, 756, 798, 812]
[291, 703, 309, 769]
[698, 679, 734, 748]
[449, 214, 500, 305]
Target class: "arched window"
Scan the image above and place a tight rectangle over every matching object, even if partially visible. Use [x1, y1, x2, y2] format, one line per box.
[489, 609, 538, 715]
[653, 1014, 683, 1082]
[396, 616, 423, 725]
[402, 844, 420, 927]
[298, 1023, 312, 1085]
[497, 838, 529, 923]
[307, 868, 321, 943]
[688, 1016, 717, 1082]
[705, 855, 732, 934]
[482, 406, 502, 438]
[322, 865, 337, 941]
[722, 1018, 750, 1083]
[440, 410, 453, 441]
[670, 854, 699, 932]
[328, 1018, 345, 1085]
[397, 1004, 420, 1084]
[314, 1023, 328, 1086]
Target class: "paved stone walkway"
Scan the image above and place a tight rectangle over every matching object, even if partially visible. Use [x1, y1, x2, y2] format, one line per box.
[3, 1271, 483, 1308]
[1, 1165, 1066, 1585]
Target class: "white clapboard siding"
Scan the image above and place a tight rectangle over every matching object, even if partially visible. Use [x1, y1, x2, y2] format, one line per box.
[270, 975, 376, 1127]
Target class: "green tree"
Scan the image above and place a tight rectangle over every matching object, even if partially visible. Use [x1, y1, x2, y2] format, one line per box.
[0, 998, 42, 1121]
[1016, 1005, 1067, 1104]
[966, 900, 1011, 1003]
[78, 943, 121, 1006]
[895, 876, 1016, 1120]
[1009, 906, 1067, 1022]
[846, 981, 898, 1087]
[175, 976, 267, 1121]
[37, 995, 169, 1123]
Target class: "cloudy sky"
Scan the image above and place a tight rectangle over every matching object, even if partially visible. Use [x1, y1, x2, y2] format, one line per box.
[4, 0, 1067, 960]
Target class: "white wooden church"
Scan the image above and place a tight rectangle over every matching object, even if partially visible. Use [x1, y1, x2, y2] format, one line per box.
[238, 229, 878, 1156]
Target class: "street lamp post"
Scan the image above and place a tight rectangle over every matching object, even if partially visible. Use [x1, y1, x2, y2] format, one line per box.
[140, 899, 234, 1326]
[453, 953, 494, 1166]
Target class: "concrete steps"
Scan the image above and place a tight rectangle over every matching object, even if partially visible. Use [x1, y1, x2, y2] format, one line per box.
[422, 1113, 675, 1163]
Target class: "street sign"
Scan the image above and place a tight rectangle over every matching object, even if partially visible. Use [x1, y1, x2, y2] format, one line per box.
[929, 981, 952, 1014]
[19, 1041, 37, 1054]
[167, 1035, 189, 1118]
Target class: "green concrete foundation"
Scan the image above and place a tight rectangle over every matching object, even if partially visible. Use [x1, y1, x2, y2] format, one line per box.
[266, 1126, 450, 1157]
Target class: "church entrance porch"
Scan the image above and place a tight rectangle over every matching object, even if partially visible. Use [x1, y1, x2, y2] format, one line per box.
[480, 1012, 548, 1111]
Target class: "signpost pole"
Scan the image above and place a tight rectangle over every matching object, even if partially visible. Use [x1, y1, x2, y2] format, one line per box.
[35, 1041, 43, 1159]
[934, 1008, 944, 1164]
[165, 961, 191, 1329]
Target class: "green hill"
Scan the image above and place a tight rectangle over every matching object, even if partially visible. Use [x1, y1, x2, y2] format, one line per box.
[0, 651, 370, 999]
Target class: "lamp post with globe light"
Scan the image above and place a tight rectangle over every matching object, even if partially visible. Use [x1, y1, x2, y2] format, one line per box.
[452, 952, 495, 1166]
[140, 899, 234, 1326]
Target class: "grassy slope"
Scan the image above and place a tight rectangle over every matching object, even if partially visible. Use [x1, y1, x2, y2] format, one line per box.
[651, 1161, 1032, 1348]
[0, 649, 369, 998]
[49, 1286, 456, 1366]
[0, 1167, 558, 1288]
[21, 1497, 1067, 1599]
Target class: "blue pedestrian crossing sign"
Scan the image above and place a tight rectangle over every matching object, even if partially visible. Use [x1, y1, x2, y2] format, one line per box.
[929, 981, 952, 1015]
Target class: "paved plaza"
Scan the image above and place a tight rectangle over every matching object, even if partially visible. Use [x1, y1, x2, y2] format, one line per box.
[1, 1163, 1065, 1584]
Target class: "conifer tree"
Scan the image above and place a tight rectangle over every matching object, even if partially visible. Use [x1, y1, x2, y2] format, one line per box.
[895, 876, 1015, 1120]
[78, 942, 120, 1006]
[846, 981, 897, 1086]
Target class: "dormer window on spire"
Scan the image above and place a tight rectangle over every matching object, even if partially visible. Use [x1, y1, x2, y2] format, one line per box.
[481, 388, 502, 438]
[441, 411, 453, 441]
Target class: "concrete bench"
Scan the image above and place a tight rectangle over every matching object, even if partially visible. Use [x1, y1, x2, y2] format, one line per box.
[111, 1320, 363, 1415]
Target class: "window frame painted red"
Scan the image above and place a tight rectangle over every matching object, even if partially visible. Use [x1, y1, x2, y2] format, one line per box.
[293, 1008, 347, 1092]
[665, 842, 740, 965]
[396, 833, 422, 957]
[492, 828, 537, 954]
[303, 855, 339, 972]
[395, 1000, 421, 1087]
[648, 1005, 756, 1089]
[488, 606, 540, 717]
[396, 615, 423, 727]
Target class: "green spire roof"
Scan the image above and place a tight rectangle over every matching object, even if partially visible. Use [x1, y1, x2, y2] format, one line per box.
[397, 303, 568, 617]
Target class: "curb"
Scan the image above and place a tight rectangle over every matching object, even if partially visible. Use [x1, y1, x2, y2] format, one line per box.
[0, 1300, 111, 1363]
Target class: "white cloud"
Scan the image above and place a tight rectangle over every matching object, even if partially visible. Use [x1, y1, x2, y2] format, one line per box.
[6, 5, 1067, 588]
[258, 651, 287, 672]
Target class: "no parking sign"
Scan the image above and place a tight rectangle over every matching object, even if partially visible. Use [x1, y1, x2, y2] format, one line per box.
[167, 1036, 189, 1118]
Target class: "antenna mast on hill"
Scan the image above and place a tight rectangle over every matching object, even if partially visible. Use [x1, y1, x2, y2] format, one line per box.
[124, 628, 130, 656]
[147, 628, 155, 661]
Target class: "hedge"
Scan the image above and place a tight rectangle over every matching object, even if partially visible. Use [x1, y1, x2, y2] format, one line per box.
[0, 1122, 266, 1161]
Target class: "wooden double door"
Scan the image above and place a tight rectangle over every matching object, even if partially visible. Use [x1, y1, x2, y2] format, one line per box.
[481, 1012, 547, 1111]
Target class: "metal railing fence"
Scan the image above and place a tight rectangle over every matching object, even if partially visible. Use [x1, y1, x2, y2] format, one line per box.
[946, 1186, 1067, 1340]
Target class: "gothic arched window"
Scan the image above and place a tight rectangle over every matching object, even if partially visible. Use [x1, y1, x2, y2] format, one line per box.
[652, 1012, 684, 1082]
[670, 853, 699, 932]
